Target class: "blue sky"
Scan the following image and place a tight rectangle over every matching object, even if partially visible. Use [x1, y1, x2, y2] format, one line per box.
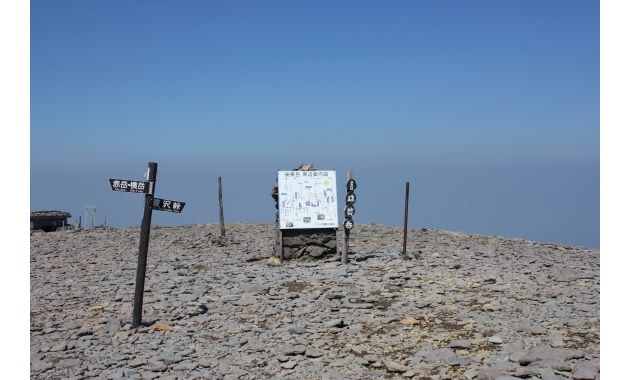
[30, 0, 599, 247]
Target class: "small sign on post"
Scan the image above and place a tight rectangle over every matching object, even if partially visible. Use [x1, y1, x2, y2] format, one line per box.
[109, 179, 153, 193]
[152, 198, 186, 213]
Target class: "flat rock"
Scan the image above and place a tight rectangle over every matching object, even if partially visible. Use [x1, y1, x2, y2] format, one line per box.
[280, 344, 307, 356]
[280, 360, 298, 369]
[305, 349, 326, 358]
[449, 339, 472, 349]
[384, 360, 408, 372]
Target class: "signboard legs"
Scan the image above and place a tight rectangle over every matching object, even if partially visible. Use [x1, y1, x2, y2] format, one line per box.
[132, 162, 158, 328]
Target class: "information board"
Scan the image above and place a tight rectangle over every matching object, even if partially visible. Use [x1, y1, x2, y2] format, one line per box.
[278, 170, 338, 229]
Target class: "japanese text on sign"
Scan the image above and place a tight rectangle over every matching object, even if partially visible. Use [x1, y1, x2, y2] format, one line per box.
[109, 179, 152, 193]
[278, 170, 338, 229]
[152, 198, 186, 213]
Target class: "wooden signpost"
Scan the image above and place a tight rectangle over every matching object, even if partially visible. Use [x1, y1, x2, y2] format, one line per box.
[109, 162, 186, 328]
[342, 172, 356, 264]
[402, 181, 410, 257]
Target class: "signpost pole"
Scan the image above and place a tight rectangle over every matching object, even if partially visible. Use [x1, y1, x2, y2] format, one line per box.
[218, 176, 225, 238]
[402, 181, 410, 257]
[342, 171, 352, 264]
[132, 162, 157, 328]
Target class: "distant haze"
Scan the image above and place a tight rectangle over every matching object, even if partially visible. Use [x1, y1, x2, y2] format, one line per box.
[30, 1, 599, 248]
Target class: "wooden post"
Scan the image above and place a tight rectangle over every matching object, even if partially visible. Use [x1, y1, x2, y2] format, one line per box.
[402, 181, 410, 256]
[218, 176, 225, 238]
[132, 162, 157, 328]
[342, 170, 352, 264]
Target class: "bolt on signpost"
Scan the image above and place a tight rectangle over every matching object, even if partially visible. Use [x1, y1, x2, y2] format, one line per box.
[342, 172, 357, 264]
[109, 162, 186, 328]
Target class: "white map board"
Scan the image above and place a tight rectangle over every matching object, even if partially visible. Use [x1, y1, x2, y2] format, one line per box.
[278, 170, 338, 229]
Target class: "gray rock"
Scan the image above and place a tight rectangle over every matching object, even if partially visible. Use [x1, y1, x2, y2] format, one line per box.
[384, 360, 408, 372]
[226, 337, 248, 346]
[280, 360, 298, 369]
[172, 361, 198, 371]
[447, 356, 472, 366]
[244, 284, 269, 294]
[422, 348, 456, 363]
[449, 339, 472, 349]
[31, 360, 53, 372]
[488, 335, 504, 344]
[285, 325, 306, 334]
[517, 347, 584, 365]
[305, 349, 325, 358]
[140, 371, 160, 379]
[280, 344, 307, 356]
[55, 358, 82, 369]
[49, 341, 68, 352]
[527, 359, 571, 371]
[128, 357, 147, 367]
[146, 358, 168, 372]
[572, 362, 599, 379]
[156, 353, 183, 365]
[539, 367, 563, 380]
[103, 318, 122, 334]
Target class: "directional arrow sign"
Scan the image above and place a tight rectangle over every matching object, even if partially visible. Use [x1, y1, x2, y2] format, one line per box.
[153, 198, 186, 213]
[109, 179, 152, 194]
[152, 198, 186, 213]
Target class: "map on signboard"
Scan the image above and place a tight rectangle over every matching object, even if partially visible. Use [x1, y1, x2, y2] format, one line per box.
[278, 170, 338, 229]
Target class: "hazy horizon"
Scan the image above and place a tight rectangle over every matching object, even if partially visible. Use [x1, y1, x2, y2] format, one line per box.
[30, 1, 599, 248]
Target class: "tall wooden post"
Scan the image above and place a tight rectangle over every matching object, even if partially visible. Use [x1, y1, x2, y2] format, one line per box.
[402, 181, 410, 256]
[342, 171, 352, 264]
[132, 162, 157, 328]
[218, 176, 225, 238]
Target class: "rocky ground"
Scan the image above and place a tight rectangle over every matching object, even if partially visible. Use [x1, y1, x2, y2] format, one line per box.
[30, 223, 599, 380]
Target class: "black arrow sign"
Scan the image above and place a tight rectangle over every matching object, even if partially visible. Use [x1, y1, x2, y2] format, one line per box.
[109, 179, 152, 194]
[152, 198, 186, 213]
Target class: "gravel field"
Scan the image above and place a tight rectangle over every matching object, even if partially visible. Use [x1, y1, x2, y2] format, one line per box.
[30, 223, 599, 379]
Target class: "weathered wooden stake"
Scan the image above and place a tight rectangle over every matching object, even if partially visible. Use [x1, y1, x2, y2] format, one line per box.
[132, 162, 157, 329]
[218, 176, 225, 238]
[402, 181, 410, 256]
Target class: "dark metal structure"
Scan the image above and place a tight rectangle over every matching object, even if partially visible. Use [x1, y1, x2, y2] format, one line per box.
[30, 211, 72, 232]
